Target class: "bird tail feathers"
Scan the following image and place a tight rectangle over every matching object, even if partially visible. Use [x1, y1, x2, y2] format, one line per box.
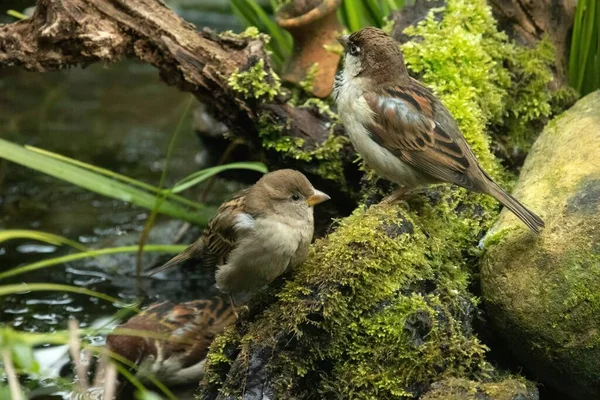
[145, 242, 203, 276]
[486, 181, 544, 234]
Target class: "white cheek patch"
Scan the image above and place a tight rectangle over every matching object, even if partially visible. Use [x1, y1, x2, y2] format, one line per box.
[234, 213, 256, 231]
[343, 54, 362, 78]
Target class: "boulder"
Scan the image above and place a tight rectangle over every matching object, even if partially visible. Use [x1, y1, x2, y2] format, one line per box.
[481, 91, 600, 399]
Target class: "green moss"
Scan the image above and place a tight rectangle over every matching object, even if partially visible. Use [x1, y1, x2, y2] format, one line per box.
[299, 63, 319, 93]
[401, 0, 568, 170]
[201, 187, 499, 399]
[421, 377, 536, 400]
[228, 59, 281, 101]
[221, 26, 262, 40]
[257, 103, 349, 183]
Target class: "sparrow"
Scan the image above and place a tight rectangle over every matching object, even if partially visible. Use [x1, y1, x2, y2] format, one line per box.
[105, 298, 236, 387]
[147, 169, 330, 307]
[333, 27, 544, 233]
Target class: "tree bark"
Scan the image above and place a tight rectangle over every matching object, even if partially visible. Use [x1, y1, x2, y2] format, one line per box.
[488, 0, 577, 87]
[0, 0, 353, 185]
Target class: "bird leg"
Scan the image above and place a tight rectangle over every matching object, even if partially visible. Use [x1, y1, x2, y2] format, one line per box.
[228, 294, 248, 319]
[380, 186, 410, 206]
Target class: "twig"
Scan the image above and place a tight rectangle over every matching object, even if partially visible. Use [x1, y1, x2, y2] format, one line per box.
[102, 361, 119, 400]
[173, 138, 244, 244]
[68, 319, 89, 393]
[2, 350, 23, 400]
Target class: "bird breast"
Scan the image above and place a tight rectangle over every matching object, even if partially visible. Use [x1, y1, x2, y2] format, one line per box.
[334, 74, 426, 188]
[215, 216, 313, 295]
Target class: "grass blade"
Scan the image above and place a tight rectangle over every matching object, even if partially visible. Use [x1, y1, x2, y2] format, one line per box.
[136, 95, 194, 280]
[6, 10, 27, 20]
[0, 245, 185, 280]
[0, 230, 88, 252]
[24, 145, 205, 211]
[0, 283, 124, 305]
[0, 138, 215, 224]
[171, 162, 267, 194]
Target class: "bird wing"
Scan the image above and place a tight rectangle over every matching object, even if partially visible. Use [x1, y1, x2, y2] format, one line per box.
[200, 189, 251, 267]
[161, 298, 236, 367]
[146, 188, 252, 276]
[363, 81, 477, 189]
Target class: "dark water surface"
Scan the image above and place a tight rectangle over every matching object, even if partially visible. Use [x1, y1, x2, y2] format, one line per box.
[0, 3, 244, 397]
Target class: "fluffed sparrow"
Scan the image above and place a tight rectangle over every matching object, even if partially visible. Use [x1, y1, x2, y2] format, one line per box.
[105, 298, 235, 386]
[333, 27, 544, 233]
[147, 169, 330, 306]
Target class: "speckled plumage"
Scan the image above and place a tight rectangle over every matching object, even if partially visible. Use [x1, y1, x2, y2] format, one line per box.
[105, 298, 236, 386]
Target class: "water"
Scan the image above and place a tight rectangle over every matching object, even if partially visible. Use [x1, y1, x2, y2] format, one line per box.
[0, 2, 246, 397]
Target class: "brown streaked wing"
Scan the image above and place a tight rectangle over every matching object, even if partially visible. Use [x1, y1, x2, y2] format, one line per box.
[164, 298, 237, 368]
[200, 188, 251, 267]
[363, 87, 474, 188]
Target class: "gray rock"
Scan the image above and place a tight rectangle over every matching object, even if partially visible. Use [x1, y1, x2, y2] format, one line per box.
[481, 91, 600, 399]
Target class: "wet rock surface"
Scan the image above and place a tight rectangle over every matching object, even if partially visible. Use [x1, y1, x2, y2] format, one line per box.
[482, 91, 600, 399]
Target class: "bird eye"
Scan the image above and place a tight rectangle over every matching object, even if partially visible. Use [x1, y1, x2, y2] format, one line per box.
[291, 194, 301, 201]
[349, 44, 360, 56]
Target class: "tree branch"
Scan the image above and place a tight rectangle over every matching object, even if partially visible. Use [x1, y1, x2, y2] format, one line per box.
[0, 0, 340, 177]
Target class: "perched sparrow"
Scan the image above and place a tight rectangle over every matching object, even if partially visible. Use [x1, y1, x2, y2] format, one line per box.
[105, 298, 236, 386]
[147, 169, 330, 305]
[333, 27, 544, 233]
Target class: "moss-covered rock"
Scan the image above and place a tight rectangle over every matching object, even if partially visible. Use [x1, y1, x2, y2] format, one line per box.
[421, 377, 538, 400]
[481, 91, 600, 399]
[201, 200, 493, 400]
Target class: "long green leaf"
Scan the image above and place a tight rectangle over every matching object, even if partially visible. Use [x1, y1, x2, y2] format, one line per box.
[136, 95, 195, 279]
[0, 245, 185, 280]
[569, 0, 600, 95]
[25, 145, 204, 211]
[171, 162, 267, 194]
[7, 10, 27, 20]
[0, 138, 214, 224]
[0, 283, 124, 305]
[0, 230, 88, 252]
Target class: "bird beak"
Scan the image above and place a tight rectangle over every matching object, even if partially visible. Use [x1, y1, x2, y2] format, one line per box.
[336, 34, 350, 51]
[306, 190, 330, 206]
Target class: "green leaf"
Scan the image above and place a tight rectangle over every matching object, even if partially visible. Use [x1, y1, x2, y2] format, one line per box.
[12, 343, 39, 373]
[171, 162, 268, 194]
[7, 10, 27, 20]
[0, 138, 215, 224]
[0, 245, 185, 280]
[0, 230, 88, 252]
[569, 0, 600, 95]
[0, 283, 126, 306]
[24, 145, 206, 211]
[136, 390, 165, 400]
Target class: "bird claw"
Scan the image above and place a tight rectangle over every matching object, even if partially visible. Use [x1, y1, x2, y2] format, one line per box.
[380, 187, 410, 207]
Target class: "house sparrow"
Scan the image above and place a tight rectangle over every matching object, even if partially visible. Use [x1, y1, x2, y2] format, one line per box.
[147, 169, 330, 306]
[333, 27, 544, 233]
[105, 298, 236, 386]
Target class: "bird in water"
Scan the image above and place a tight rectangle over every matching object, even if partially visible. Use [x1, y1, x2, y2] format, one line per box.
[105, 297, 236, 388]
[147, 169, 330, 310]
[333, 27, 544, 233]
